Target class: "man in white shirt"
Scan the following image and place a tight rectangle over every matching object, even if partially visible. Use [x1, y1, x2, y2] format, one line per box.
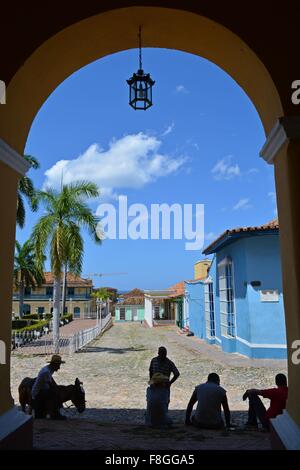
[185, 373, 232, 429]
[32, 354, 66, 420]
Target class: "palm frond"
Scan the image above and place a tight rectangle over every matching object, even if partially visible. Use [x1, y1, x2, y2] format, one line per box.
[24, 154, 40, 169]
[16, 193, 26, 228]
[65, 181, 100, 200]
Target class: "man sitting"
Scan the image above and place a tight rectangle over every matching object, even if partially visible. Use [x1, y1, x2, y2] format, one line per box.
[149, 346, 180, 408]
[31, 354, 66, 420]
[185, 373, 231, 429]
[145, 373, 173, 429]
[243, 373, 288, 430]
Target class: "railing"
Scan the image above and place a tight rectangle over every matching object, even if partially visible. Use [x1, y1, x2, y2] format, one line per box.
[11, 314, 112, 355]
[67, 313, 112, 353]
[13, 294, 92, 300]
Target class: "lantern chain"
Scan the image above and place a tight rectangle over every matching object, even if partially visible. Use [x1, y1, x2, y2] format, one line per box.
[139, 25, 142, 70]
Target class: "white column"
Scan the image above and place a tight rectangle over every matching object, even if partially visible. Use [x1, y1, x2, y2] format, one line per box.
[144, 296, 153, 327]
[260, 116, 300, 449]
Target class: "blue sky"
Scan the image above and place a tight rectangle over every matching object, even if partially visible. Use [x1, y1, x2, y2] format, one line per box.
[19, 48, 277, 290]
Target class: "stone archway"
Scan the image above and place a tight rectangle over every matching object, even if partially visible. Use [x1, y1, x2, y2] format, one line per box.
[0, 4, 299, 449]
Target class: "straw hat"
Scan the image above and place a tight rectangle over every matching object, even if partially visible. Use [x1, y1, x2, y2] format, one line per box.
[149, 372, 169, 385]
[47, 354, 65, 365]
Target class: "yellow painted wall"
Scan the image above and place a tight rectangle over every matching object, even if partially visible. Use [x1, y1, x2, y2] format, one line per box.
[194, 260, 211, 279]
[12, 300, 92, 317]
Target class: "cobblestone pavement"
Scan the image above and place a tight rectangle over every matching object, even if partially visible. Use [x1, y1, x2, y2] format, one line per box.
[11, 322, 287, 450]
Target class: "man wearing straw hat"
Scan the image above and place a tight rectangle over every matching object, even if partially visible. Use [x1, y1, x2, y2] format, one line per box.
[31, 354, 66, 420]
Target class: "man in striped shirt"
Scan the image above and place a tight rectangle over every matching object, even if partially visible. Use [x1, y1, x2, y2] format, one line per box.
[149, 346, 180, 407]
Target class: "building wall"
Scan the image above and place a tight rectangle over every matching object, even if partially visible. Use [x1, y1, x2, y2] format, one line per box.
[194, 260, 211, 280]
[188, 234, 286, 359]
[12, 300, 92, 319]
[213, 234, 286, 358]
[185, 281, 205, 339]
[115, 306, 145, 322]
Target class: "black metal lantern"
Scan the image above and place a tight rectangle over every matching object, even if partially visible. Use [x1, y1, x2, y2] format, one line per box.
[127, 26, 155, 110]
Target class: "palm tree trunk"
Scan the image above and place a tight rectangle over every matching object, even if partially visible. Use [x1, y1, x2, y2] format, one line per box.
[19, 282, 24, 319]
[62, 264, 67, 316]
[53, 275, 61, 353]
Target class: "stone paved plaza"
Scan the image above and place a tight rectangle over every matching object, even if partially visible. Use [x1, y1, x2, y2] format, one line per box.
[10, 322, 287, 449]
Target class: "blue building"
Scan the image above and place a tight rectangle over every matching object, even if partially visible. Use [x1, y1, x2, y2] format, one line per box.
[185, 219, 287, 359]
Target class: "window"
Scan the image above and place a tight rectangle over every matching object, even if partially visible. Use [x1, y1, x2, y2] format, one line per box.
[204, 281, 215, 338]
[37, 307, 44, 315]
[46, 287, 53, 296]
[119, 307, 126, 320]
[218, 257, 236, 338]
[68, 287, 75, 296]
[154, 305, 160, 319]
[24, 287, 31, 296]
[74, 307, 81, 318]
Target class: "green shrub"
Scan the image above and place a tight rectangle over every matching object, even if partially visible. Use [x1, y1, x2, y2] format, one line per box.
[45, 313, 53, 320]
[23, 313, 39, 320]
[61, 313, 73, 322]
[12, 319, 28, 329]
[12, 320, 50, 333]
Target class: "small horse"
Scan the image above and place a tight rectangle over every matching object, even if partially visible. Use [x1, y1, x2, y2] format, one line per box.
[18, 377, 86, 416]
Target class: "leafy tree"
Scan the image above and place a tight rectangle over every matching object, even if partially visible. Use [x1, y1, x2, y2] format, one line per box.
[17, 155, 39, 228]
[32, 181, 101, 351]
[14, 240, 44, 318]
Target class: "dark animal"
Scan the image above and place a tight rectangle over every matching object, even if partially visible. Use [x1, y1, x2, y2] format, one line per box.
[18, 377, 86, 416]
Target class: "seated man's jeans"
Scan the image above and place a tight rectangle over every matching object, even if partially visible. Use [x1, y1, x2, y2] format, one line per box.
[191, 415, 225, 429]
[145, 386, 172, 428]
[247, 393, 269, 429]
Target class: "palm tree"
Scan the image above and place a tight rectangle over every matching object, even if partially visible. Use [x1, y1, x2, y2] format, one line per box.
[92, 287, 112, 302]
[92, 288, 112, 326]
[14, 240, 44, 318]
[32, 181, 101, 352]
[17, 155, 39, 228]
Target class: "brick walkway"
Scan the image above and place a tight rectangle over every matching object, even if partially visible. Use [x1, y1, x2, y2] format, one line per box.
[12, 319, 97, 356]
[11, 322, 287, 449]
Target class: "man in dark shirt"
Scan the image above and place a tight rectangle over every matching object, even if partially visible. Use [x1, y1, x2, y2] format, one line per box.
[243, 373, 288, 430]
[149, 346, 180, 407]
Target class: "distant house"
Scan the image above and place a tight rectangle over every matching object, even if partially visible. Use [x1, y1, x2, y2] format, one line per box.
[144, 282, 185, 327]
[185, 219, 287, 359]
[115, 288, 145, 322]
[12, 272, 93, 319]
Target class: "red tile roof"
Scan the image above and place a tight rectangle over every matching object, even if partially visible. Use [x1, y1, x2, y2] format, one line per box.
[203, 218, 279, 254]
[43, 272, 92, 286]
[123, 288, 144, 298]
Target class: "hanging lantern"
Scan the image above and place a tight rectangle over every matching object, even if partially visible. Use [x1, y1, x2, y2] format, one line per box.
[127, 26, 155, 110]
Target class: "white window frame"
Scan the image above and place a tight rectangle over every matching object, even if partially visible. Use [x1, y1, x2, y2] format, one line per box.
[218, 257, 236, 338]
[204, 278, 215, 338]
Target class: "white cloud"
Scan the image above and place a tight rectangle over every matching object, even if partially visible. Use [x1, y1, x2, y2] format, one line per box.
[233, 198, 253, 211]
[161, 122, 175, 136]
[205, 232, 217, 242]
[268, 191, 278, 217]
[211, 156, 241, 181]
[175, 85, 188, 94]
[43, 133, 186, 199]
[247, 168, 259, 175]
